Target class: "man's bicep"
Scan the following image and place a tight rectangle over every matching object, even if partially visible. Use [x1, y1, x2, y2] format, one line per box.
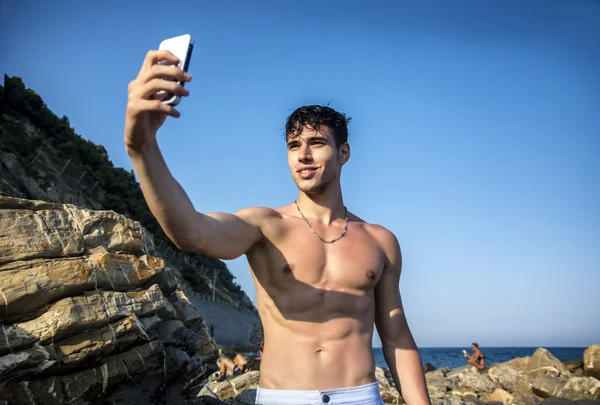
[374, 230, 408, 345]
[183, 207, 271, 260]
[375, 264, 407, 346]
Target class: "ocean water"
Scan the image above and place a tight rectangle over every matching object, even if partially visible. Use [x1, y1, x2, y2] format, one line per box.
[373, 347, 586, 370]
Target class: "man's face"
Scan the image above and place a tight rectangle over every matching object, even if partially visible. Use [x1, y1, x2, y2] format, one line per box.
[286, 126, 349, 194]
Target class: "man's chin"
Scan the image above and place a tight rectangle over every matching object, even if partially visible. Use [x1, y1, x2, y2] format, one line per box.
[295, 182, 327, 195]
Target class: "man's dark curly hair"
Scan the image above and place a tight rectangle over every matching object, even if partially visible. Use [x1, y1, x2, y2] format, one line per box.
[285, 105, 352, 149]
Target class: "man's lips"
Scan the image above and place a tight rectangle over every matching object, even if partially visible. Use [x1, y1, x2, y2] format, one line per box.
[297, 167, 317, 179]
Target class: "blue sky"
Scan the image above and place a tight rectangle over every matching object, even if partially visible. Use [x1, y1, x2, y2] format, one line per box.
[2, 0, 599, 348]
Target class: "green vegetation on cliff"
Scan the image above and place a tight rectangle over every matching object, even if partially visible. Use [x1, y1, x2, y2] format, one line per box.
[1, 75, 252, 310]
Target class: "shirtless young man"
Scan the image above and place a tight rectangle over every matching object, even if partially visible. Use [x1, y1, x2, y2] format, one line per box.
[125, 50, 431, 405]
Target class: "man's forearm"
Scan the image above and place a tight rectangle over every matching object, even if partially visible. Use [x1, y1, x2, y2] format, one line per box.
[127, 138, 201, 249]
[383, 342, 431, 405]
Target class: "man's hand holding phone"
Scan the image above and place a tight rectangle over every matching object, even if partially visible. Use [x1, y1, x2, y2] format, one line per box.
[124, 50, 191, 154]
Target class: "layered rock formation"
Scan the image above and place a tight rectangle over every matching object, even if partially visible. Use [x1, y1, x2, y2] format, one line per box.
[0, 196, 219, 404]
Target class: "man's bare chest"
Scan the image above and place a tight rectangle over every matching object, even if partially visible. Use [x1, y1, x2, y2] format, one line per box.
[253, 219, 386, 293]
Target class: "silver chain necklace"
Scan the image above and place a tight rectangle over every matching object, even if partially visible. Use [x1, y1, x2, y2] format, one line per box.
[294, 200, 349, 243]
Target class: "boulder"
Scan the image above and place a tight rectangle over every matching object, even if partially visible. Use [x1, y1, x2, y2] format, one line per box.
[449, 366, 496, 394]
[199, 371, 260, 401]
[444, 396, 468, 405]
[428, 378, 452, 400]
[524, 367, 570, 398]
[527, 349, 572, 377]
[555, 377, 600, 401]
[375, 366, 403, 403]
[429, 386, 450, 401]
[563, 359, 584, 374]
[488, 362, 522, 392]
[448, 389, 479, 402]
[584, 345, 600, 379]
[540, 398, 600, 405]
[504, 357, 532, 372]
[232, 387, 258, 404]
[424, 362, 438, 373]
[540, 399, 574, 405]
[483, 388, 514, 404]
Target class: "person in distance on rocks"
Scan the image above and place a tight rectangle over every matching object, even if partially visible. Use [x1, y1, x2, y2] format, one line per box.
[124, 49, 431, 405]
[464, 342, 486, 370]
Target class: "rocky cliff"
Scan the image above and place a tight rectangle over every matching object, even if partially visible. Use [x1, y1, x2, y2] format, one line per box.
[0, 196, 220, 404]
[1, 75, 254, 312]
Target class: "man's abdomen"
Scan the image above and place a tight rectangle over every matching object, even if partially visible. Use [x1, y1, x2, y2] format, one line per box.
[258, 316, 377, 391]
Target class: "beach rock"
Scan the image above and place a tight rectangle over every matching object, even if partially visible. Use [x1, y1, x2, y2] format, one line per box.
[429, 387, 450, 401]
[428, 378, 452, 400]
[0, 196, 219, 404]
[512, 374, 538, 401]
[524, 366, 570, 398]
[512, 392, 542, 405]
[488, 362, 522, 392]
[198, 371, 260, 401]
[450, 366, 496, 394]
[584, 345, 600, 379]
[424, 363, 438, 373]
[527, 349, 572, 377]
[540, 398, 600, 405]
[555, 377, 600, 401]
[484, 388, 514, 404]
[505, 357, 532, 372]
[427, 367, 452, 380]
[444, 396, 469, 405]
[448, 389, 479, 402]
[563, 359, 584, 374]
[540, 398, 574, 405]
[230, 388, 258, 404]
[376, 366, 403, 403]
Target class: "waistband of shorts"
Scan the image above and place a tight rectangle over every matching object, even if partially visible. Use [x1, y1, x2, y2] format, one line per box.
[255, 381, 382, 405]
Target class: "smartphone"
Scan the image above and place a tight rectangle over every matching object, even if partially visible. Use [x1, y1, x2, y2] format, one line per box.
[154, 34, 194, 106]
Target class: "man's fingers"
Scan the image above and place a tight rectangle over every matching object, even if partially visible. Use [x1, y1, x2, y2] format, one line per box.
[129, 99, 181, 118]
[142, 50, 180, 70]
[133, 78, 190, 100]
[140, 64, 191, 85]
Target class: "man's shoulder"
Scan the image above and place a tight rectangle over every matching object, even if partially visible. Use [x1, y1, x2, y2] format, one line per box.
[351, 214, 398, 243]
[234, 206, 282, 228]
[352, 215, 401, 256]
[236, 206, 281, 218]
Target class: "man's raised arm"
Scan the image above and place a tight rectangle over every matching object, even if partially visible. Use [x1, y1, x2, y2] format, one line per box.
[124, 50, 264, 260]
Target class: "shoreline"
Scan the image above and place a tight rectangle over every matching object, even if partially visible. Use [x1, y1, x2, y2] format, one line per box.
[202, 345, 600, 404]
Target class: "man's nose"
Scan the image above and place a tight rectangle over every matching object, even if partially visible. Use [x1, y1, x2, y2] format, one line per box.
[298, 144, 312, 161]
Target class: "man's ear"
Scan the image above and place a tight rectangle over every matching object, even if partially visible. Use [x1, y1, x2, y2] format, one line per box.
[339, 143, 350, 165]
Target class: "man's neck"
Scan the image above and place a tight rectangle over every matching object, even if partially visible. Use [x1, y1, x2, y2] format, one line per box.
[295, 188, 346, 225]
